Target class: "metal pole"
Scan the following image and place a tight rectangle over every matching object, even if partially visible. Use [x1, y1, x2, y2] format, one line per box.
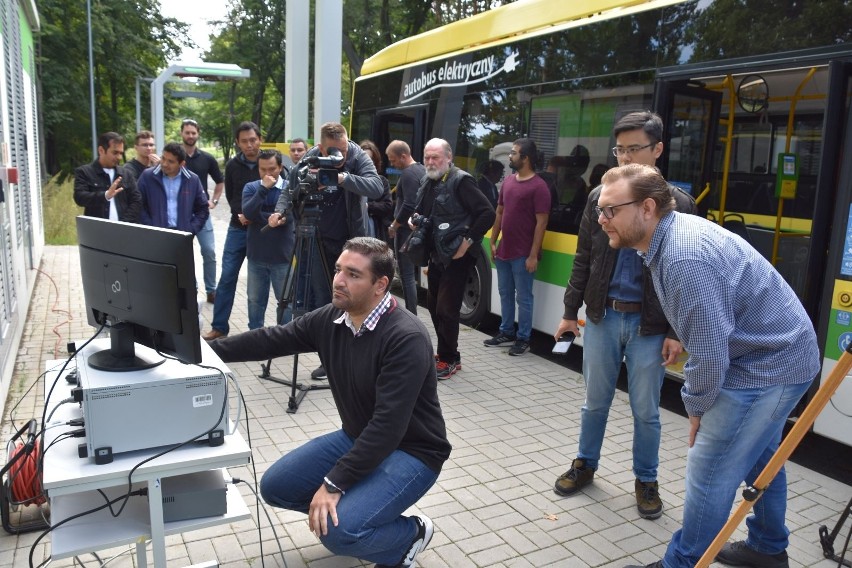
[87, 0, 97, 157]
[135, 78, 141, 133]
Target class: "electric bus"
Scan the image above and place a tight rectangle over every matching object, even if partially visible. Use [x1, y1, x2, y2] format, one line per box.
[349, 0, 852, 448]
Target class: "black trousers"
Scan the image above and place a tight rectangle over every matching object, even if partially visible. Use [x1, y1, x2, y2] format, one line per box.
[426, 253, 475, 363]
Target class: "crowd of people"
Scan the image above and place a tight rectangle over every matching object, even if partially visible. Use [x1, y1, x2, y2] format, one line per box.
[73, 113, 819, 568]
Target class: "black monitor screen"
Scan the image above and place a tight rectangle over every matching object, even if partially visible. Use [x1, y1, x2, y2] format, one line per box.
[76, 216, 201, 371]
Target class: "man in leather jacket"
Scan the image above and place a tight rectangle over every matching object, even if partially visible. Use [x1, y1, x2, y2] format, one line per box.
[411, 138, 495, 380]
[552, 111, 696, 520]
[73, 132, 141, 223]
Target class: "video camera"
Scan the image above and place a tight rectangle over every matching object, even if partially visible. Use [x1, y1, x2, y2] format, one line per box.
[288, 147, 345, 205]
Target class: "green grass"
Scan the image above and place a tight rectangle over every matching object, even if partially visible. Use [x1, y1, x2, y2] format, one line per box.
[42, 174, 79, 245]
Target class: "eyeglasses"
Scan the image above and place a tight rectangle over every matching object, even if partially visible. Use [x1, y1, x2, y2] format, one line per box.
[611, 142, 656, 157]
[594, 200, 639, 219]
[181, 119, 198, 127]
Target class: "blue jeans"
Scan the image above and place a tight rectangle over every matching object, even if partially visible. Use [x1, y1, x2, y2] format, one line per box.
[394, 228, 418, 315]
[579, 311, 665, 480]
[196, 216, 217, 293]
[210, 226, 247, 335]
[260, 429, 438, 565]
[663, 380, 813, 568]
[495, 256, 535, 341]
[246, 260, 292, 330]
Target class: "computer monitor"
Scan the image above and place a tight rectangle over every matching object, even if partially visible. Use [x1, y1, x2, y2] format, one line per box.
[76, 216, 202, 371]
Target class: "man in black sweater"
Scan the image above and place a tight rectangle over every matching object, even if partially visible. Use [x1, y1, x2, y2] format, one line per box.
[209, 237, 450, 568]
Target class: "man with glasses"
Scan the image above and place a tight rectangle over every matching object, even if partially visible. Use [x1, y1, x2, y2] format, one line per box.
[125, 130, 160, 181]
[552, 111, 696, 520]
[181, 118, 225, 304]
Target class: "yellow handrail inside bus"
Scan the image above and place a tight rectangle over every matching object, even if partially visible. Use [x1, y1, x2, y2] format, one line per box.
[716, 75, 736, 225]
[695, 182, 711, 205]
[771, 67, 816, 265]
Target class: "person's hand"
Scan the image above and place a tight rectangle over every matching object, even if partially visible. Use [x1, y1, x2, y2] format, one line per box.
[388, 223, 397, 239]
[453, 238, 471, 259]
[688, 415, 701, 447]
[308, 485, 341, 537]
[148, 153, 160, 166]
[661, 338, 683, 366]
[553, 318, 581, 342]
[268, 212, 285, 228]
[261, 174, 277, 189]
[105, 177, 124, 200]
[525, 256, 538, 273]
[238, 213, 251, 226]
[490, 241, 498, 261]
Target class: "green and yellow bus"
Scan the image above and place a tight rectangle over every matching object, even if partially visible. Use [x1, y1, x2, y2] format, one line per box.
[349, 0, 852, 447]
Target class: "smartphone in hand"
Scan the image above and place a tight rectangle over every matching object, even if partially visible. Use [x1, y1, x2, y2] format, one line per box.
[552, 332, 575, 354]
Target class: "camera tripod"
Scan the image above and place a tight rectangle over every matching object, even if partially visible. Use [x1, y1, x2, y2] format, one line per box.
[258, 203, 333, 413]
[820, 496, 852, 567]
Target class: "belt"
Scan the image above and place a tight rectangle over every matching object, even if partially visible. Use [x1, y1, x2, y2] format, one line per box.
[606, 298, 642, 313]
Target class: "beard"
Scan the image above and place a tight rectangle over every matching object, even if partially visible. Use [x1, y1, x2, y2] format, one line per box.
[425, 164, 448, 180]
[607, 224, 644, 249]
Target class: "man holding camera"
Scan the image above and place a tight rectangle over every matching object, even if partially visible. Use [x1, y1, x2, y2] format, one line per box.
[411, 138, 495, 380]
[268, 122, 383, 380]
[208, 237, 450, 568]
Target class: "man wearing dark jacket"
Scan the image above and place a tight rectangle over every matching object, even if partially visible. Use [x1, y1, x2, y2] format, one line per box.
[208, 237, 449, 568]
[267, 122, 384, 381]
[412, 138, 496, 380]
[74, 132, 142, 223]
[552, 111, 696, 521]
[136, 143, 208, 234]
[203, 121, 262, 340]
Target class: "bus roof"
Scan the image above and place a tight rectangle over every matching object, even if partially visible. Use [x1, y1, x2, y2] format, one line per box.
[360, 0, 684, 77]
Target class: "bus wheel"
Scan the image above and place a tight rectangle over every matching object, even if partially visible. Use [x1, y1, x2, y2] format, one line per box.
[460, 248, 490, 328]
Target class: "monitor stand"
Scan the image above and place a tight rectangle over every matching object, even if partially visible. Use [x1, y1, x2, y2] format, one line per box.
[87, 322, 164, 372]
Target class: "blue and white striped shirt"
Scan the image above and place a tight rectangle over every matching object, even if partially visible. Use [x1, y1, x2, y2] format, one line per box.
[642, 212, 820, 416]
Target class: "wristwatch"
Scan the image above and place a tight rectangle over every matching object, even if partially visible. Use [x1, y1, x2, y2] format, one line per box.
[323, 477, 343, 494]
[465, 237, 475, 246]
[212, 199, 219, 206]
[339, 172, 349, 186]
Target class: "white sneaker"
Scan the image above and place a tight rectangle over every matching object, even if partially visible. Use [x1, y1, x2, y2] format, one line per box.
[401, 514, 433, 567]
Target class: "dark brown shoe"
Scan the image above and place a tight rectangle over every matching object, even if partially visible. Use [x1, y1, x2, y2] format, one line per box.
[202, 329, 226, 341]
[554, 458, 594, 496]
[635, 479, 663, 519]
[206, 291, 216, 303]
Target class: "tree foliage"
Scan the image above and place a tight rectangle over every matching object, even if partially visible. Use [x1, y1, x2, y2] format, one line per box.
[38, 0, 515, 171]
[38, 0, 190, 174]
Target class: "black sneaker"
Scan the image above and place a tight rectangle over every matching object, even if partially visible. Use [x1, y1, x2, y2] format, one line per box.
[508, 339, 530, 356]
[716, 541, 789, 568]
[375, 514, 434, 568]
[483, 332, 516, 347]
[311, 366, 327, 380]
[624, 562, 663, 568]
[553, 458, 594, 496]
[635, 479, 663, 520]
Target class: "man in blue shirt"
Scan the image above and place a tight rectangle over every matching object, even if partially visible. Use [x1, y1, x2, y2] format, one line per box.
[137, 142, 208, 234]
[553, 112, 695, 520]
[603, 164, 820, 568]
[242, 149, 296, 330]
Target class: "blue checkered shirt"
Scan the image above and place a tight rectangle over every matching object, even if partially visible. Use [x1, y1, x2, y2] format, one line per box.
[642, 212, 820, 417]
[334, 292, 392, 337]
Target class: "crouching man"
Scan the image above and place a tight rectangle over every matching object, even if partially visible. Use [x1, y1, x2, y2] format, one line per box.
[208, 237, 451, 568]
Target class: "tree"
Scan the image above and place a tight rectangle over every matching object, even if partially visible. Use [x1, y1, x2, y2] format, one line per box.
[38, 0, 190, 174]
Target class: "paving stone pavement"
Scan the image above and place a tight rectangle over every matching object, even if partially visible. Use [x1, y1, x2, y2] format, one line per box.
[1, 201, 849, 567]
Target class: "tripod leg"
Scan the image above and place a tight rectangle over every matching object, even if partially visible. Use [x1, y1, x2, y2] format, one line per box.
[819, 497, 852, 567]
[695, 350, 852, 568]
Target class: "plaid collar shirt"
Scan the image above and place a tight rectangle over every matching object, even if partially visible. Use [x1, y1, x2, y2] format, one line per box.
[334, 292, 393, 337]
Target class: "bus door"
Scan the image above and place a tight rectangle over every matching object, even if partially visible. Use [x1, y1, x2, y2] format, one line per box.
[814, 60, 852, 447]
[372, 105, 429, 172]
[652, 79, 722, 207]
